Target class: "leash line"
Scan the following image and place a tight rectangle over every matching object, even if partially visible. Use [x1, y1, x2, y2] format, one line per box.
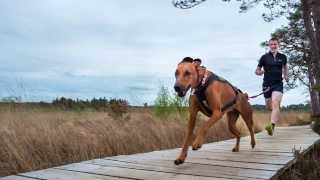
[249, 87, 271, 99]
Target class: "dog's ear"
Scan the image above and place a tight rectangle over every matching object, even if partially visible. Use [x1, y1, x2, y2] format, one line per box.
[193, 58, 202, 68]
[193, 58, 201, 64]
[180, 57, 194, 64]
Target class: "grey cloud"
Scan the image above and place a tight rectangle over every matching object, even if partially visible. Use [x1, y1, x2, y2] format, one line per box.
[0, 0, 306, 105]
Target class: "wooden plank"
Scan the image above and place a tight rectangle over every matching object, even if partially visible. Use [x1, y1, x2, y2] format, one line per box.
[0, 176, 37, 180]
[17, 168, 125, 180]
[57, 163, 234, 180]
[208, 140, 318, 148]
[84, 158, 275, 179]
[108, 149, 293, 165]
[199, 149, 294, 157]
[203, 147, 295, 153]
[103, 157, 283, 171]
[207, 145, 314, 153]
[212, 134, 318, 142]
[209, 144, 314, 151]
[108, 147, 291, 162]
[212, 142, 316, 148]
[209, 140, 316, 147]
[113, 153, 291, 165]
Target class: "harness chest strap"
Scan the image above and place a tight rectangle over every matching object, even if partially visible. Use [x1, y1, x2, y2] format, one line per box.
[193, 71, 241, 116]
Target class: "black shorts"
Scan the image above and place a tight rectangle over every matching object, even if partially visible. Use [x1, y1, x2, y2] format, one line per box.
[262, 81, 283, 99]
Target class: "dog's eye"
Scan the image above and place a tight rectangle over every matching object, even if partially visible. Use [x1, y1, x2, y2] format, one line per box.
[175, 70, 179, 77]
[184, 71, 191, 77]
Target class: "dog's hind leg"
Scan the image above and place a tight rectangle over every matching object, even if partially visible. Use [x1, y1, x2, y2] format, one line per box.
[227, 110, 241, 152]
[192, 110, 223, 151]
[238, 98, 256, 149]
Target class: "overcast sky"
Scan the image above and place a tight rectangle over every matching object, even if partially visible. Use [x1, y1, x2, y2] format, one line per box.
[0, 0, 309, 105]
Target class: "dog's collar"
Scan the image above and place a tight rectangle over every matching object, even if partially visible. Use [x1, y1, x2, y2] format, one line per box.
[195, 67, 208, 88]
[201, 70, 209, 86]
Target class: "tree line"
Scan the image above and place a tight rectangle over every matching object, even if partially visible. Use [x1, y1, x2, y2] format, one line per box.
[0, 97, 129, 118]
[51, 97, 128, 111]
[252, 104, 310, 112]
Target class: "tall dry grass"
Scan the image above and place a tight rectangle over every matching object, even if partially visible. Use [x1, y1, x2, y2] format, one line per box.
[0, 107, 310, 177]
[237, 111, 311, 135]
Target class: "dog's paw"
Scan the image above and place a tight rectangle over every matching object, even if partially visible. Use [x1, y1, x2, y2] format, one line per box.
[192, 144, 202, 151]
[232, 146, 239, 152]
[174, 159, 184, 165]
[251, 142, 256, 149]
[192, 137, 203, 151]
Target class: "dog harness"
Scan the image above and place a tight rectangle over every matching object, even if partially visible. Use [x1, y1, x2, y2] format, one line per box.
[193, 71, 241, 116]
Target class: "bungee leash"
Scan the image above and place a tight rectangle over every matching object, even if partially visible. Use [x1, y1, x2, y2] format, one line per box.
[249, 87, 271, 99]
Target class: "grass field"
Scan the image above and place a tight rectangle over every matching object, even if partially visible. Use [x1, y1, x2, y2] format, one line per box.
[0, 106, 311, 177]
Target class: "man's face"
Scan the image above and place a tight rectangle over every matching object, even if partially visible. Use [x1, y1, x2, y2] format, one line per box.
[269, 40, 279, 53]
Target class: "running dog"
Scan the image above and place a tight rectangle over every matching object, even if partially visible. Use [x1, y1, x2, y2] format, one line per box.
[173, 57, 256, 165]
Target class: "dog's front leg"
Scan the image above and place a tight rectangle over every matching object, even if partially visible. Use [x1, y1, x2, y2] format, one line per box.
[174, 98, 198, 165]
[192, 110, 223, 150]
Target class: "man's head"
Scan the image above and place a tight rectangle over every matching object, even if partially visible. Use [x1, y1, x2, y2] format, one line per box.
[174, 57, 199, 97]
[268, 37, 279, 54]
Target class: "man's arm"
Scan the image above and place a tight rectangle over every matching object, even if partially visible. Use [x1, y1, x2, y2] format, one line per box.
[283, 64, 288, 82]
[255, 67, 264, 76]
[256, 55, 264, 76]
[283, 55, 289, 82]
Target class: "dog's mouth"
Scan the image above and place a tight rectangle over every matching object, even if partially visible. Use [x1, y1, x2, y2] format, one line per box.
[175, 85, 191, 97]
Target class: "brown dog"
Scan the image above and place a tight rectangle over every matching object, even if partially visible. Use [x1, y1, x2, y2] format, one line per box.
[173, 57, 256, 165]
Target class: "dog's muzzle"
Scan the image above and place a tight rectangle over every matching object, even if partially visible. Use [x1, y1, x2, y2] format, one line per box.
[174, 83, 190, 97]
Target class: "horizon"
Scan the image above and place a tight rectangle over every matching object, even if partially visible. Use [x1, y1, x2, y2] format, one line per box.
[0, 0, 309, 106]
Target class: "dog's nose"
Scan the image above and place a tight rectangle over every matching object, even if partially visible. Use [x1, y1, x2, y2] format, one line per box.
[174, 85, 181, 92]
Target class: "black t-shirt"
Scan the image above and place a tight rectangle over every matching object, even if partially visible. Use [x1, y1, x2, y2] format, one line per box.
[258, 52, 287, 83]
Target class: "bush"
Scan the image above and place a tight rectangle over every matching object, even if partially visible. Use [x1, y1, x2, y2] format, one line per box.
[170, 93, 188, 113]
[153, 85, 188, 119]
[153, 86, 171, 118]
[279, 143, 320, 180]
[109, 98, 129, 119]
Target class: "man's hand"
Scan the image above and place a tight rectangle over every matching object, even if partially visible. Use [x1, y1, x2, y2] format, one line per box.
[283, 64, 289, 83]
[255, 67, 264, 76]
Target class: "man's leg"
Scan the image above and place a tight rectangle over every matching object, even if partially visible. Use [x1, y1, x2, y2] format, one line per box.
[265, 98, 272, 111]
[263, 84, 272, 110]
[264, 89, 274, 136]
[271, 91, 283, 130]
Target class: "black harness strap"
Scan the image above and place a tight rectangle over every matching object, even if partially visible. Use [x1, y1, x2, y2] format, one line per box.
[221, 96, 237, 112]
[194, 71, 241, 116]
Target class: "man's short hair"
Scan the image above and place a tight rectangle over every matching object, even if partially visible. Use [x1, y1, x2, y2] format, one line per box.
[269, 37, 279, 43]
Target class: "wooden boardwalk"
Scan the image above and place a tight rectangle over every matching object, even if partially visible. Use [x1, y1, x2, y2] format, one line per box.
[2, 125, 319, 180]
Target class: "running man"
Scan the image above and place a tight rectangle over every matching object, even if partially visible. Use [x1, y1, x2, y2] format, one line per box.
[255, 37, 289, 136]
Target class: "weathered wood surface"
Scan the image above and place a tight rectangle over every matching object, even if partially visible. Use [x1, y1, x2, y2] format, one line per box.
[2, 125, 319, 180]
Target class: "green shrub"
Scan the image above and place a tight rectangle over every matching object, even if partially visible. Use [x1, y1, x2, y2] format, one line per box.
[153, 85, 188, 119]
[170, 93, 188, 113]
